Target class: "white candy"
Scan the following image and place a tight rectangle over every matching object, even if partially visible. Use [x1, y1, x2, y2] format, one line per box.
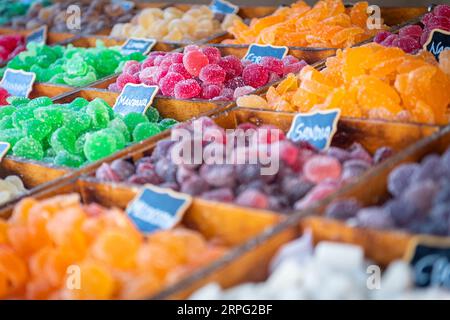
[314, 241, 364, 272]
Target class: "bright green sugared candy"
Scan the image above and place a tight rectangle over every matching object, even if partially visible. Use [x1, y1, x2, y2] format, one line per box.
[0, 115, 13, 130]
[123, 113, 149, 133]
[27, 97, 52, 108]
[62, 110, 91, 135]
[0, 128, 23, 147]
[158, 118, 178, 131]
[104, 128, 126, 150]
[1, 43, 145, 87]
[145, 107, 160, 123]
[34, 106, 63, 130]
[0, 105, 16, 120]
[108, 117, 130, 142]
[132, 123, 161, 142]
[54, 151, 85, 168]
[84, 130, 118, 162]
[12, 137, 44, 160]
[22, 119, 52, 141]
[6, 96, 29, 107]
[86, 98, 110, 129]
[69, 97, 89, 110]
[12, 106, 35, 128]
[50, 127, 77, 154]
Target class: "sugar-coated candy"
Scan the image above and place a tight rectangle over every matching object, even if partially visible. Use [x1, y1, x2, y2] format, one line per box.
[0, 194, 227, 299]
[110, 5, 242, 42]
[224, 0, 386, 48]
[0, 97, 177, 168]
[238, 44, 450, 125]
[190, 237, 450, 300]
[112, 47, 306, 101]
[96, 117, 389, 211]
[0, 42, 145, 87]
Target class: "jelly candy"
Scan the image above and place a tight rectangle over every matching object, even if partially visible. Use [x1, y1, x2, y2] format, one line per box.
[12, 137, 44, 160]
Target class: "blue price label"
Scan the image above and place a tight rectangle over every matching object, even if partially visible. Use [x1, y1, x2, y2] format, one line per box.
[0, 142, 10, 162]
[0, 69, 36, 98]
[287, 109, 340, 150]
[210, 0, 239, 15]
[406, 236, 450, 290]
[244, 44, 289, 63]
[121, 38, 156, 55]
[126, 185, 192, 234]
[113, 83, 159, 115]
[423, 28, 450, 61]
[26, 25, 47, 45]
[113, 0, 135, 11]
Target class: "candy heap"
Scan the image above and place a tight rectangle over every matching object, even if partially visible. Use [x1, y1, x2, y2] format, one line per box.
[0, 96, 176, 168]
[111, 46, 307, 100]
[0, 42, 145, 87]
[0, 87, 10, 105]
[0, 0, 39, 25]
[375, 4, 450, 53]
[0, 34, 25, 64]
[238, 44, 450, 125]
[0, 175, 27, 206]
[191, 238, 450, 299]
[111, 6, 242, 42]
[224, 0, 384, 47]
[326, 146, 450, 237]
[6, 0, 135, 34]
[96, 117, 390, 211]
[0, 194, 227, 299]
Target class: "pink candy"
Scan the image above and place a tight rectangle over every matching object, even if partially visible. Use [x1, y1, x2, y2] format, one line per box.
[243, 64, 269, 88]
[159, 72, 185, 96]
[303, 155, 342, 184]
[174, 79, 202, 99]
[183, 50, 209, 77]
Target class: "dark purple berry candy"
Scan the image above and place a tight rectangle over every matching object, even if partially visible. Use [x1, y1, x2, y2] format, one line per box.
[235, 164, 262, 184]
[384, 199, 418, 227]
[159, 181, 180, 192]
[326, 147, 351, 163]
[325, 199, 361, 220]
[280, 176, 314, 203]
[408, 216, 449, 236]
[348, 143, 372, 164]
[110, 159, 135, 181]
[401, 180, 438, 214]
[151, 140, 175, 160]
[96, 163, 121, 182]
[235, 189, 269, 209]
[356, 207, 395, 229]
[199, 164, 236, 188]
[180, 175, 209, 196]
[201, 188, 234, 203]
[154, 158, 177, 182]
[412, 154, 444, 183]
[127, 171, 161, 185]
[387, 163, 420, 197]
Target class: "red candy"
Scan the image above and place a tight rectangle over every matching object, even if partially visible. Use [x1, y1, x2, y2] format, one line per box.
[199, 64, 226, 85]
[174, 79, 202, 99]
[168, 63, 191, 80]
[201, 47, 221, 64]
[0, 87, 10, 106]
[201, 84, 222, 99]
[243, 64, 269, 88]
[0, 35, 25, 63]
[183, 50, 209, 77]
[261, 57, 284, 77]
[159, 72, 185, 96]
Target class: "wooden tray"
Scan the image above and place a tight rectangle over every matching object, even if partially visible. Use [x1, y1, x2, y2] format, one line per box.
[205, 7, 427, 63]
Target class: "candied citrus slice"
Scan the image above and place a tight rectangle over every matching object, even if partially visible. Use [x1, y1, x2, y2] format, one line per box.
[237, 95, 270, 109]
[439, 49, 450, 76]
[276, 73, 299, 95]
[331, 27, 365, 47]
[292, 87, 321, 112]
[0, 245, 28, 295]
[349, 1, 369, 28]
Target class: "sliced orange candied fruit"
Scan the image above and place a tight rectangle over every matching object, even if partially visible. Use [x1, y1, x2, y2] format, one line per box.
[239, 43, 450, 125]
[225, 0, 386, 48]
[0, 194, 228, 299]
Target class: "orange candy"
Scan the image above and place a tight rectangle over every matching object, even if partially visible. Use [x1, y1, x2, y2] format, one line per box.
[225, 0, 385, 48]
[238, 44, 450, 125]
[0, 194, 227, 299]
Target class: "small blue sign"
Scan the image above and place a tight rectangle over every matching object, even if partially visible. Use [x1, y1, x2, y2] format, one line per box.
[287, 109, 341, 150]
[210, 0, 239, 15]
[0, 142, 10, 161]
[26, 25, 47, 45]
[423, 28, 450, 61]
[244, 44, 289, 63]
[121, 38, 156, 55]
[126, 185, 192, 234]
[113, 83, 159, 115]
[0, 69, 36, 98]
[113, 0, 135, 11]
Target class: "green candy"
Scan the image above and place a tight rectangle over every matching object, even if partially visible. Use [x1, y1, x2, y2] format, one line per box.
[158, 118, 178, 131]
[62, 110, 91, 135]
[69, 97, 89, 110]
[123, 112, 149, 134]
[108, 117, 130, 142]
[145, 107, 160, 123]
[50, 127, 77, 154]
[0, 128, 23, 147]
[104, 128, 126, 150]
[0, 105, 16, 120]
[54, 151, 85, 168]
[84, 130, 118, 162]
[22, 119, 52, 141]
[0, 115, 13, 130]
[34, 106, 63, 129]
[12, 137, 44, 160]
[86, 98, 110, 129]
[27, 97, 53, 108]
[6, 96, 29, 107]
[132, 123, 161, 142]
[12, 106, 35, 128]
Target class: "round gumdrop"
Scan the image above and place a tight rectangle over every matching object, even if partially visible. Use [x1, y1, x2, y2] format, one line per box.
[225, 76, 245, 90]
[242, 64, 269, 88]
[201, 47, 221, 64]
[235, 189, 269, 209]
[393, 36, 421, 54]
[201, 84, 222, 100]
[374, 31, 391, 43]
[260, 57, 284, 76]
[139, 66, 158, 85]
[217, 55, 243, 80]
[50, 127, 77, 154]
[132, 122, 161, 142]
[233, 86, 255, 99]
[381, 34, 398, 46]
[123, 112, 149, 133]
[117, 73, 139, 90]
[303, 155, 342, 183]
[84, 130, 118, 162]
[183, 50, 209, 77]
[433, 4, 450, 17]
[12, 137, 44, 160]
[122, 60, 141, 75]
[399, 25, 422, 39]
[158, 72, 184, 97]
[174, 79, 202, 99]
[168, 63, 191, 79]
[199, 64, 226, 85]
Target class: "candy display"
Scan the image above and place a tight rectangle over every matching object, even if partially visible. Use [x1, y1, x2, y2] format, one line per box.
[224, 0, 385, 47]
[326, 145, 450, 236]
[0, 34, 25, 64]
[0, 194, 227, 299]
[375, 4, 450, 53]
[0, 0, 449, 302]
[238, 44, 450, 124]
[111, 5, 242, 42]
[5, 0, 136, 34]
[0, 42, 145, 87]
[191, 237, 450, 299]
[110, 47, 307, 100]
[0, 96, 176, 167]
[0, 175, 27, 206]
[95, 116, 389, 211]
